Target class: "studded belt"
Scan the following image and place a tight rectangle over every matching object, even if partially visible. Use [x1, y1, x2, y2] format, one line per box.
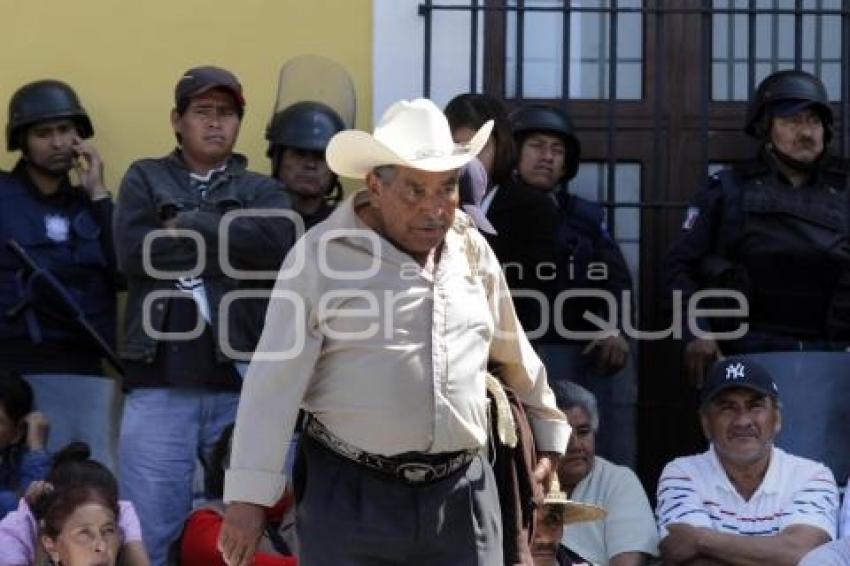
[304, 416, 476, 484]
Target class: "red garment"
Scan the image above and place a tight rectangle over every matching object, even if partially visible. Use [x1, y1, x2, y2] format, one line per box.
[179, 508, 297, 566]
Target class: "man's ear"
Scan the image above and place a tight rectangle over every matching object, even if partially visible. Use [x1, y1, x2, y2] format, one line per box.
[11, 421, 25, 445]
[699, 409, 712, 441]
[773, 404, 782, 436]
[365, 171, 380, 193]
[365, 171, 383, 206]
[170, 109, 182, 135]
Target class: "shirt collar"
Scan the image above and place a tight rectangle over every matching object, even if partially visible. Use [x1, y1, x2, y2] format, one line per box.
[709, 444, 780, 497]
[189, 161, 228, 184]
[11, 159, 76, 203]
[761, 148, 822, 187]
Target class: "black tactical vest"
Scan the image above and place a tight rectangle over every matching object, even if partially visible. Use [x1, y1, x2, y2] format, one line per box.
[716, 158, 850, 339]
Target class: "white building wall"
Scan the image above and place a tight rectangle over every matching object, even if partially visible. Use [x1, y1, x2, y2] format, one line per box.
[372, 0, 483, 122]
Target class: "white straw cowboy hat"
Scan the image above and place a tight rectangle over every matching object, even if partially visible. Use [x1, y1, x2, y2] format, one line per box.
[326, 98, 494, 179]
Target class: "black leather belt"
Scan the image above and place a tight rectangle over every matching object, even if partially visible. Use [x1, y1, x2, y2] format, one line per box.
[304, 417, 476, 484]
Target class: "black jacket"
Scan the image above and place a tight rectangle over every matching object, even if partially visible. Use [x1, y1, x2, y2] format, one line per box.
[114, 150, 295, 369]
[664, 151, 850, 350]
[484, 179, 559, 340]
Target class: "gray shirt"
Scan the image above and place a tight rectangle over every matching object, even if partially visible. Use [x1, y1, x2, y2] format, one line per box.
[225, 191, 569, 506]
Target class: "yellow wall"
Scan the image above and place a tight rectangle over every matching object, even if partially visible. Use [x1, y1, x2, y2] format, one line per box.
[0, 0, 372, 189]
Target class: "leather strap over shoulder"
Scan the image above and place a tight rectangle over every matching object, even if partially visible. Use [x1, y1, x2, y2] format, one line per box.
[485, 372, 518, 448]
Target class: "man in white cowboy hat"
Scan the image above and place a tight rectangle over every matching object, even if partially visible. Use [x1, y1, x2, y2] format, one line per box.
[217, 98, 570, 565]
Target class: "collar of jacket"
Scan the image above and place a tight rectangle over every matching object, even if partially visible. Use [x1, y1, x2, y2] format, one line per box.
[11, 159, 79, 205]
[507, 172, 567, 208]
[165, 148, 249, 178]
[731, 149, 822, 187]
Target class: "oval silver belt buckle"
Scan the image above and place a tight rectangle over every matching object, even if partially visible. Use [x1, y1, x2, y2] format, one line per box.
[398, 462, 436, 483]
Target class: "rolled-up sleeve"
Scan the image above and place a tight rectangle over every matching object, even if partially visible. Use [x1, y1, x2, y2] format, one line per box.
[224, 239, 323, 506]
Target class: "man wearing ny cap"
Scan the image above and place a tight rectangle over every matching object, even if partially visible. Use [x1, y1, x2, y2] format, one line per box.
[218, 98, 569, 565]
[665, 69, 850, 385]
[113, 65, 294, 564]
[655, 356, 838, 565]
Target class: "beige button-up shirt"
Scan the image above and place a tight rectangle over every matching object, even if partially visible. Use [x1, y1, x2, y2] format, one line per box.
[225, 191, 569, 506]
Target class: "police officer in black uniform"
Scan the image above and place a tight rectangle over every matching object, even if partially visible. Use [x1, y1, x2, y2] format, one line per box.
[665, 69, 850, 384]
[508, 105, 632, 375]
[266, 101, 346, 231]
[508, 104, 636, 465]
[0, 80, 122, 469]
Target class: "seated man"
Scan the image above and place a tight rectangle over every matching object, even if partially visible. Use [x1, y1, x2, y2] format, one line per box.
[656, 356, 838, 565]
[0, 371, 49, 519]
[551, 381, 659, 565]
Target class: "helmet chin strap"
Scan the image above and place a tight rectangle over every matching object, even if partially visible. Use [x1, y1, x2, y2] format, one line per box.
[766, 142, 824, 173]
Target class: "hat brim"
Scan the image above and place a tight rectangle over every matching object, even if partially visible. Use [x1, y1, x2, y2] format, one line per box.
[700, 382, 776, 407]
[326, 120, 494, 179]
[771, 99, 816, 118]
[182, 84, 246, 108]
[541, 498, 607, 526]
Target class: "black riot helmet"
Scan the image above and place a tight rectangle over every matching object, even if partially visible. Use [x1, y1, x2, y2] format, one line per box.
[265, 101, 345, 158]
[509, 104, 581, 181]
[745, 69, 832, 142]
[7, 80, 94, 151]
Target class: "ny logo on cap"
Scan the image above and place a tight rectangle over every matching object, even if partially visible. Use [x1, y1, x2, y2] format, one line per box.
[726, 362, 745, 380]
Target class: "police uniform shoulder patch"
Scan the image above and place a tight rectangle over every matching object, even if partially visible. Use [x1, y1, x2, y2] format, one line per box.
[44, 214, 70, 242]
[682, 206, 700, 230]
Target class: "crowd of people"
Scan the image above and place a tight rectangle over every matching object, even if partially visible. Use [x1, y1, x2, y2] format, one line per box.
[0, 59, 847, 566]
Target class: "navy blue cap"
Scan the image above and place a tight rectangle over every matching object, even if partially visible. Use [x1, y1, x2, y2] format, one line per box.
[700, 356, 779, 406]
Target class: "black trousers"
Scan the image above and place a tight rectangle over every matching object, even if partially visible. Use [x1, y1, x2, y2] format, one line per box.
[294, 434, 503, 565]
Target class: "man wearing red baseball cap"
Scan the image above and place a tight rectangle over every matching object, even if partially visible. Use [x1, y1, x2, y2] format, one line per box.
[113, 65, 296, 565]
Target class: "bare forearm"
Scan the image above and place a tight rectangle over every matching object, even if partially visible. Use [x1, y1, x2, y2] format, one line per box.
[683, 558, 730, 566]
[697, 529, 826, 566]
[610, 551, 649, 566]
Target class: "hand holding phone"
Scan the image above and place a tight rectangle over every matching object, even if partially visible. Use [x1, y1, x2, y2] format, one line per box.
[71, 135, 109, 200]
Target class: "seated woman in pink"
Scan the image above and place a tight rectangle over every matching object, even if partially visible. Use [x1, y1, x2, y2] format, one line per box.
[0, 442, 147, 565]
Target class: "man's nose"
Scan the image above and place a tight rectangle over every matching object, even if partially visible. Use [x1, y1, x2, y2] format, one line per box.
[797, 119, 820, 139]
[731, 409, 754, 426]
[421, 194, 449, 217]
[207, 110, 224, 128]
[303, 154, 320, 169]
[49, 132, 66, 148]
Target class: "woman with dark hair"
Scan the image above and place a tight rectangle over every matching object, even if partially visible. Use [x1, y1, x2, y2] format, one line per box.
[0, 370, 51, 519]
[444, 93, 514, 188]
[36, 473, 121, 565]
[0, 442, 148, 565]
[445, 93, 559, 343]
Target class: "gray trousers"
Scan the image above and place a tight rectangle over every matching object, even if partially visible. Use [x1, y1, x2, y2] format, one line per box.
[295, 435, 503, 565]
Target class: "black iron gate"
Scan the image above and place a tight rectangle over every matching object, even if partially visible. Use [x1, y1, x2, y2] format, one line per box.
[418, 0, 850, 494]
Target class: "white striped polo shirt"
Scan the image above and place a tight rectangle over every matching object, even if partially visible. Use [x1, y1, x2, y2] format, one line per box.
[655, 445, 837, 541]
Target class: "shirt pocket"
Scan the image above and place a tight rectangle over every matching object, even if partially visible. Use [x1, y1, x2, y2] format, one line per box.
[71, 211, 106, 266]
[452, 274, 494, 340]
